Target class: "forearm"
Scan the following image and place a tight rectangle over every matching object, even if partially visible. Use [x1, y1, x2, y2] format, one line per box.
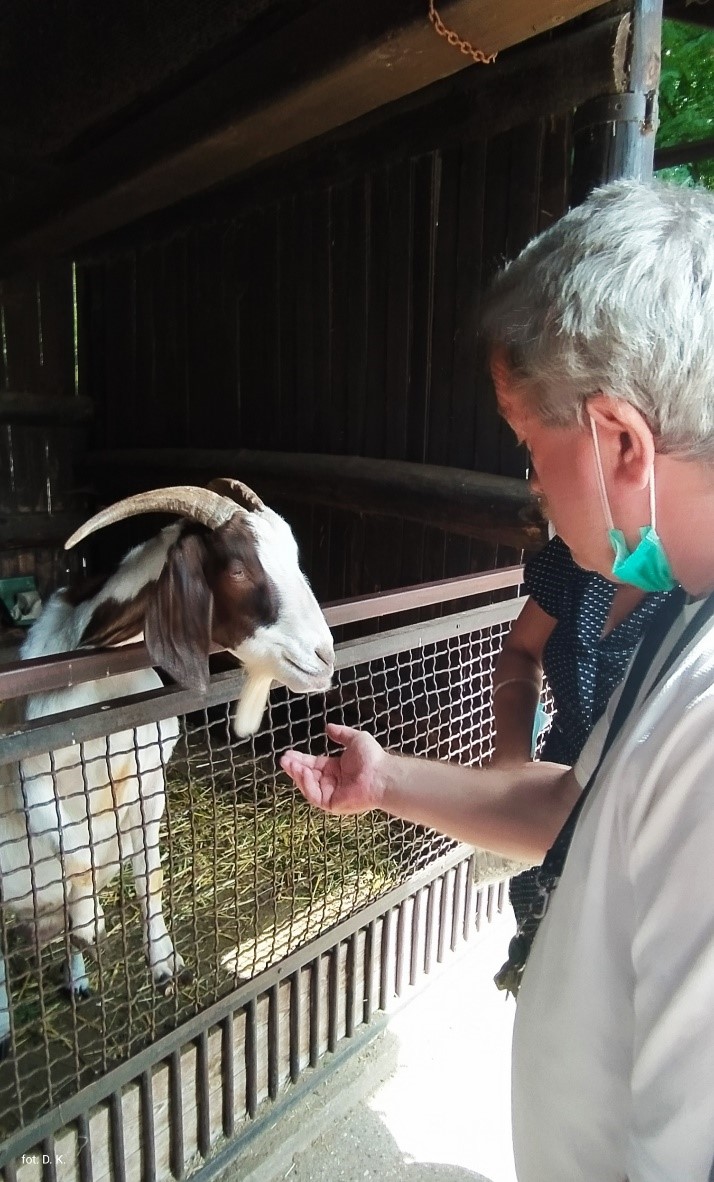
[380, 753, 578, 863]
[491, 644, 544, 764]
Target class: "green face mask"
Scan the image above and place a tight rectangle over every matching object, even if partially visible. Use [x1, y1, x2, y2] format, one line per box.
[590, 418, 678, 593]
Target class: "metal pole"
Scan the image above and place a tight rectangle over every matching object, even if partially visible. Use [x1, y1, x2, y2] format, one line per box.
[571, 0, 663, 203]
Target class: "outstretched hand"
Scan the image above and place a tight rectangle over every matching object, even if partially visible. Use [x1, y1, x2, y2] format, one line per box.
[280, 723, 389, 815]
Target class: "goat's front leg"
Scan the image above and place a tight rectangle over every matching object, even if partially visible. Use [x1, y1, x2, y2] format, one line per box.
[130, 803, 189, 994]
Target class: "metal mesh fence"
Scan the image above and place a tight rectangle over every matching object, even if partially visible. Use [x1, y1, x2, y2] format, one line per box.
[0, 603, 520, 1140]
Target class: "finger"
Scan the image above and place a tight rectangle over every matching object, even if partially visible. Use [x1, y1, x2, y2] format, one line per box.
[281, 750, 329, 774]
[291, 763, 333, 810]
[325, 722, 363, 746]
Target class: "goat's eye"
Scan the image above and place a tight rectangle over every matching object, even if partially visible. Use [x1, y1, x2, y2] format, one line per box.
[228, 563, 246, 581]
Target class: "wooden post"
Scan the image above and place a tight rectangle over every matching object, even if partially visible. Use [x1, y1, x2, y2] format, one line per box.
[571, 0, 663, 203]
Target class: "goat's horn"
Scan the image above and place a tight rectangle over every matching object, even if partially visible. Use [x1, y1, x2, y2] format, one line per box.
[64, 486, 241, 550]
[207, 477, 265, 513]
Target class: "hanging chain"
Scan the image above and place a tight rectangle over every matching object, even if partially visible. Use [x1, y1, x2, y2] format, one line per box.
[428, 0, 497, 65]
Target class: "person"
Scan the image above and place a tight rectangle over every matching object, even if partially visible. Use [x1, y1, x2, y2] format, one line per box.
[280, 179, 714, 1182]
[490, 532, 671, 931]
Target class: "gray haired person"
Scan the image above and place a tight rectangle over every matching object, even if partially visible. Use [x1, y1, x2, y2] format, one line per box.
[281, 180, 714, 1182]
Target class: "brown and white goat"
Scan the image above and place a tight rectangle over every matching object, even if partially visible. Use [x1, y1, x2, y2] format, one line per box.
[0, 480, 334, 1049]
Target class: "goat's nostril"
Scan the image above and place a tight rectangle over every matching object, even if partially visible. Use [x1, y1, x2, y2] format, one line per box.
[315, 645, 333, 668]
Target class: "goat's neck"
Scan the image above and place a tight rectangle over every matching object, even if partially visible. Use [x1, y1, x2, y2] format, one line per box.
[23, 524, 183, 657]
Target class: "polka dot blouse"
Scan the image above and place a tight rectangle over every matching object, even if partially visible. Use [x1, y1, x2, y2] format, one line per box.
[525, 535, 672, 767]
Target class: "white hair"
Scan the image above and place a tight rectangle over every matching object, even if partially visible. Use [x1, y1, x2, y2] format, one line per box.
[482, 179, 714, 461]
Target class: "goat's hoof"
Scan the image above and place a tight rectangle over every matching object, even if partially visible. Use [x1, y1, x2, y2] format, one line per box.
[62, 983, 91, 1003]
[154, 963, 193, 997]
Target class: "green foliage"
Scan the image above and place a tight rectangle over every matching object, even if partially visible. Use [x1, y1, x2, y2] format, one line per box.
[656, 20, 714, 190]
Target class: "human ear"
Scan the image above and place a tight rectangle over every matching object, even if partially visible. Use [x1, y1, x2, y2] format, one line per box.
[585, 394, 655, 492]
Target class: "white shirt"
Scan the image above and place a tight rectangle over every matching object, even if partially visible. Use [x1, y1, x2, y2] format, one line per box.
[511, 600, 714, 1182]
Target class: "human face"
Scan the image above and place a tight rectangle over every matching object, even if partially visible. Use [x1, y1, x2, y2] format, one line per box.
[490, 352, 615, 576]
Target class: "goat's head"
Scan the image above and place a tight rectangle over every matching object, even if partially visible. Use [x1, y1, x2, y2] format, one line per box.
[65, 480, 334, 736]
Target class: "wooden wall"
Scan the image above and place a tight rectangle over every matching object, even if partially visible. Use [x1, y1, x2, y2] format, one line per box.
[0, 264, 87, 621]
[75, 105, 571, 602]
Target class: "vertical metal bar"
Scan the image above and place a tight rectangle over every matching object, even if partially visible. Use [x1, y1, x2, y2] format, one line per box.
[109, 1091, 126, 1182]
[327, 946, 339, 1052]
[451, 862, 465, 951]
[76, 1113, 93, 1182]
[169, 1049, 185, 1179]
[289, 971, 301, 1084]
[463, 854, 475, 941]
[424, 882, 437, 974]
[379, 910, 393, 1011]
[410, 889, 422, 985]
[221, 1013, 235, 1138]
[345, 933, 357, 1038]
[437, 872, 450, 964]
[268, 984, 280, 1099]
[309, 958, 321, 1068]
[196, 1030, 211, 1159]
[140, 1069, 156, 1182]
[394, 901, 407, 997]
[475, 887, 483, 932]
[41, 1140, 57, 1182]
[245, 998, 258, 1120]
[363, 920, 376, 1023]
[487, 883, 495, 924]
[497, 879, 506, 913]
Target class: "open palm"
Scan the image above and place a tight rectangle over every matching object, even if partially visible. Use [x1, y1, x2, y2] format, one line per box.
[280, 723, 387, 815]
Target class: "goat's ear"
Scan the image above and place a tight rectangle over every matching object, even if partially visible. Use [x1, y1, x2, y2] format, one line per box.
[144, 532, 213, 693]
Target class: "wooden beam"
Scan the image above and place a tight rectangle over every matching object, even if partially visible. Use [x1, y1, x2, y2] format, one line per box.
[0, 510, 87, 549]
[655, 133, 714, 169]
[82, 448, 546, 550]
[0, 393, 93, 424]
[0, 0, 606, 265]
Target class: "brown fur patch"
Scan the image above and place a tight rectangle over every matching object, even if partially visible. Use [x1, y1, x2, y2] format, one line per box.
[79, 583, 155, 648]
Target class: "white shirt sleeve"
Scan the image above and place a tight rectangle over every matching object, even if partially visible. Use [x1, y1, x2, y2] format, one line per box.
[624, 692, 714, 1181]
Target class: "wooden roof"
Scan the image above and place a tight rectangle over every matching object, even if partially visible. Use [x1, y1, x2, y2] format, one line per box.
[0, 1, 614, 264]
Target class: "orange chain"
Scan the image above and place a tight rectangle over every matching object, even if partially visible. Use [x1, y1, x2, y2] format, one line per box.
[428, 0, 497, 65]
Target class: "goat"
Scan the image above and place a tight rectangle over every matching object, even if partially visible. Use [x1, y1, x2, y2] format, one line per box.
[0, 478, 334, 1053]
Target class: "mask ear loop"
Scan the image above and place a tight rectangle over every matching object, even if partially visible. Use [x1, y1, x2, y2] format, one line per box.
[648, 465, 657, 533]
[589, 417, 615, 532]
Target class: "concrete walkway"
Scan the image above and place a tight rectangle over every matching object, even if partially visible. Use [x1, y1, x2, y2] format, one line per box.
[230, 911, 518, 1182]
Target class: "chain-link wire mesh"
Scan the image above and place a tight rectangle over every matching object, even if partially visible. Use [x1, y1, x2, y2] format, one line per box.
[0, 610, 521, 1137]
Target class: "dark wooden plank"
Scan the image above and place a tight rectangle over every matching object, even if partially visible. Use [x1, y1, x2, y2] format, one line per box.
[88, 254, 132, 450]
[36, 262, 75, 397]
[277, 196, 299, 453]
[406, 152, 439, 465]
[384, 158, 413, 462]
[473, 131, 510, 478]
[153, 234, 191, 447]
[451, 138, 487, 473]
[328, 182, 349, 456]
[498, 121, 544, 479]
[1, 274, 42, 394]
[364, 169, 390, 459]
[293, 189, 317, 454]
[537, 112, 572, 233]
[343, 176, 369, 455]
[427, 144, 461, 468]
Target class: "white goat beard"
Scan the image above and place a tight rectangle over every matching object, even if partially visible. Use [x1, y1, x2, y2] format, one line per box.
[231, 672, 274, 737]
